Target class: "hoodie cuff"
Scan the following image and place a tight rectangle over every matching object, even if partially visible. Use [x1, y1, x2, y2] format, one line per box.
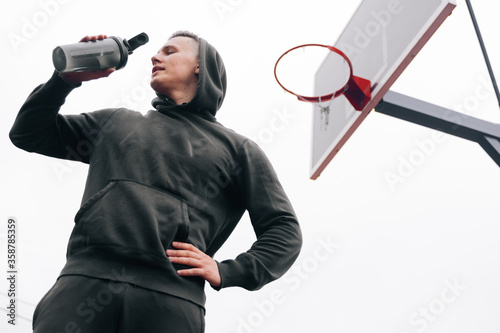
[54, 70, 83, 88]
[212, 257, 254, 291]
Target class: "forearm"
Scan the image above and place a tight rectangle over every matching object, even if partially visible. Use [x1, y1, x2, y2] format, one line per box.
[216, 215, 302, 291]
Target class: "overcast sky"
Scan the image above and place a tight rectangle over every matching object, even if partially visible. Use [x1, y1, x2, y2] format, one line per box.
[2, 0, 500, 332]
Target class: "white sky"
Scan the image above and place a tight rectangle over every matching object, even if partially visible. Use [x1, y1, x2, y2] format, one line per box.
[1, 0, 500, 332]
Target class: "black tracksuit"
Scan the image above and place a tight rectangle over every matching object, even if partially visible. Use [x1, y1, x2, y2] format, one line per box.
[10, 37, 302, 332]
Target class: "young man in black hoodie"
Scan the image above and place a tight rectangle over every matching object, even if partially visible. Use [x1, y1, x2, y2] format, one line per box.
[10, 31, 302, 332]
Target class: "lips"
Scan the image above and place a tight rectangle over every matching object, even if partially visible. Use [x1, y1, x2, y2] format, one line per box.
[152, 66, 164, 74]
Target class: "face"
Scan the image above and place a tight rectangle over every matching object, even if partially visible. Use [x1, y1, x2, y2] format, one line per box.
[150, 37, 200, 97]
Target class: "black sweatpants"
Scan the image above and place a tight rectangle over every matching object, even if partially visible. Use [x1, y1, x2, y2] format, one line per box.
[33, 275, 205, 333]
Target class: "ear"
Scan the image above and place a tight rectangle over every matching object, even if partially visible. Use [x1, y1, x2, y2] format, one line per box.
[195, 63, 200, 75]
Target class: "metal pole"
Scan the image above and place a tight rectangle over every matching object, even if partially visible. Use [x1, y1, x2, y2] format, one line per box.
[465, 0, 500, 110]
[376, 91, 500, 167]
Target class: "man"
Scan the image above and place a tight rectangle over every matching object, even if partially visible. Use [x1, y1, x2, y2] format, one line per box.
[10, 31, 302, 332]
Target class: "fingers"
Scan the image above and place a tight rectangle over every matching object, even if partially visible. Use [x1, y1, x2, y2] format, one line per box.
[58, 67, 116, 85]
[79, 34, 108, 43]
[102, 67, 116, 77]
[167, 246, 206, 275]
[167, 253, 201, 266]
[171, 241, 201, 252]
[166, 242, 202, 264]
[176, 268, 204, 278]
[166, 242, 221, 287]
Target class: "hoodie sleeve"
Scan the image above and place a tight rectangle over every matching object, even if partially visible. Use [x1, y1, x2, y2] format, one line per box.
[9, 72, 117, 163]
[216, 139, 302, 291]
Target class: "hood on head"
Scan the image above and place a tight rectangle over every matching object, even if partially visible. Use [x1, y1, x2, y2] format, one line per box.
[152, 38, 227, 117]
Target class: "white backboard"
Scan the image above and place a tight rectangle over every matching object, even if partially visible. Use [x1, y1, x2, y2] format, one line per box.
[311, 0, 457, 179]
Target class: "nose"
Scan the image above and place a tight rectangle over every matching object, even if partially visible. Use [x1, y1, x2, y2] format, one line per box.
[151, 54, 161, 65]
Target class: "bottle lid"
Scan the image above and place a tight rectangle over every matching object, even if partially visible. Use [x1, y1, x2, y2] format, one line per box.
[125, 33, 149, 54]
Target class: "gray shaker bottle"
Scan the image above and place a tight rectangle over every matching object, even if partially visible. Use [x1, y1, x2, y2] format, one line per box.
[52, 32, 149, 73]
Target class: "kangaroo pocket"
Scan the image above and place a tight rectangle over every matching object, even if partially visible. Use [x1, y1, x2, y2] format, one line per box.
[68, 179, 190, 257]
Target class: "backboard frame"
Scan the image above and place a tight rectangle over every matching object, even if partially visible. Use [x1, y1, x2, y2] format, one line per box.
[310, 0, 457, 180]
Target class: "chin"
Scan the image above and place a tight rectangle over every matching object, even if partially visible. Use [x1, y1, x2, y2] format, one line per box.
[150, 80, 163, 94]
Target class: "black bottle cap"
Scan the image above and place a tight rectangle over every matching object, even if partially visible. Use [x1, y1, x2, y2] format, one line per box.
[124, 32, 149, 53]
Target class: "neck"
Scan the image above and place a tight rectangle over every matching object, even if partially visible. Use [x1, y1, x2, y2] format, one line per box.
[166, 82, 198, 105]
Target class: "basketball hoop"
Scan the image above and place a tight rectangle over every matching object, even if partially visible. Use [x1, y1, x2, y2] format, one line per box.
[274, 43, 371, 111]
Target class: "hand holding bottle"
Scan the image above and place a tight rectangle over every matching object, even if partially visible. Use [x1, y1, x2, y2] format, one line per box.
[57, 35, 116, 85]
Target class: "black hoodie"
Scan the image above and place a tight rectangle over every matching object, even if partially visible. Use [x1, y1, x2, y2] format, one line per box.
[10, 38, 302, 307]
